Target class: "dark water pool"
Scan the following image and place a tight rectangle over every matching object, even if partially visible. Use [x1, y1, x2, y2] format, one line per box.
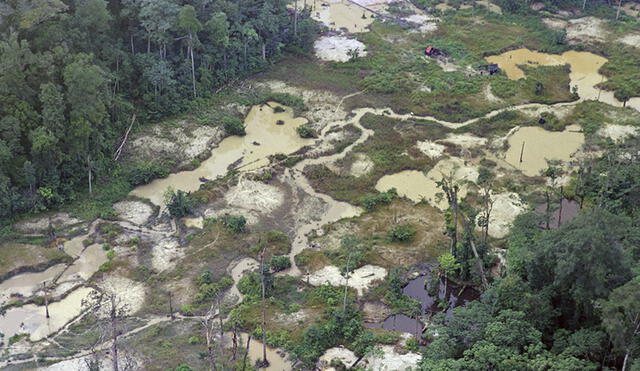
[365, 275, 480, 339]
[536, 198, 580, 228]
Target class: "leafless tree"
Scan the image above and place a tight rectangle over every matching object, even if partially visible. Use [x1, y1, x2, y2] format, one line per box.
[82, 290, 137, 371]
[200, 298, 221, 371]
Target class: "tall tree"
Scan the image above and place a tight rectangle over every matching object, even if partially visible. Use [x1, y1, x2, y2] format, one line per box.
[177, 5, 202, 98]
[63, 54, 108, 194]
[601, 277, 640, 371]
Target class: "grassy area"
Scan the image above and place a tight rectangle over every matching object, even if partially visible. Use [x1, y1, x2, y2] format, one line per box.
[597, 43, 640, 101]
[263, 10, 573, 122]
[0, 242, 72, 280]
[309, 199, 448, 271]
[305, 113, 448, 204]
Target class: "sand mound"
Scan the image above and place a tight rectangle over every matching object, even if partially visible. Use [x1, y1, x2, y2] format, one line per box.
[441, 133, 487, 149]
[225, 180, 284, 213]
[14, 212, 82, 234]
[350, 153, 374, 176]
[308, 265, 387, 295]
[314, 36, 367, 62]
[618, 34, 640, 48]
[130, 124, 224, 167]
[567, 17, 606, 44]
[543, 18, 568, 31]
[97, 276, 146, 315]
[320, 347, 358, 369]
[478, 192, 526, 239]
[404, 14, 439, 33]
[151, 238, 183, 272]
[416, 140, 445, 158]
[365, 345, 421, 370]
[113, 200, 154, 225]
[597, 124, 638, 142]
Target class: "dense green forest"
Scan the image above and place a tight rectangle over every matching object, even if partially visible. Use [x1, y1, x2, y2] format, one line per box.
[420, 138, 640, 370]
[0, 0, 316, 219]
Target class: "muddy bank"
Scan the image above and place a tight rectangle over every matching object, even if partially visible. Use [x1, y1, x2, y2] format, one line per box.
[375, 157, 478, 210]
[486, 48, 640, 111]
[130, 102, 312, 207]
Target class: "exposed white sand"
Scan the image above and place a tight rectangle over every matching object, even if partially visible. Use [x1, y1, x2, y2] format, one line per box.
[113, 200, 154, 225]
[314, 36, 367, 62]
[441, 133, 487, 149]
[478, 192, 526, 239]
[365, 345, 421, 370]
[308, 265, 387, 295]
[416, 140, 446, 158]
[597, 124, 638, 142]
[350, 153, 375, 176]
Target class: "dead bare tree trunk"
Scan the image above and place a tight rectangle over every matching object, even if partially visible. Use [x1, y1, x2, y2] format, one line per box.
[87, 155, 92, 195]
[43, 281, 50, 319]
[545, 190, 551, 229]
[168, 291, 174, 320]
[189, 34, 197, 98]
[469, 239, 489, 290]
[616, 0, 623, 20]
[110, 296, 119, 371]
[242, 335, 252, 371]
[342, 250, 353, 311]
[201, 301, 218, 371]
[218, 295, 225, 368]
[294, 0, 298, 36]
[259, 249, 269, 367]
[114, 114, 136, 161]
[481, 186, 494, 245]
[232, 325, 238, 360]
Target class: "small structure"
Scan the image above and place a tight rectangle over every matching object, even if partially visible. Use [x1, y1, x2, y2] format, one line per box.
[478, 64, 499, 75]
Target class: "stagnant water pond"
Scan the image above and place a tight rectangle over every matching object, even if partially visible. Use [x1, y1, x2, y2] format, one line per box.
[536, 198, 580, 229]
[486, 48, 640, 111]
[366, 275, 479, 340]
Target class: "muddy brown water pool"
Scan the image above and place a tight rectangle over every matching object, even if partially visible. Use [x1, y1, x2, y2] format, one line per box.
[486, 48, 640, 111]
[130, 102, 312, 207]
[366, 275, 479, 339]
[504, 124, 585, 177]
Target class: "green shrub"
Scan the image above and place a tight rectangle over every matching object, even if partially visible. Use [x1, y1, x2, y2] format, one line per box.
[175, 364, 194, 371]
[405, 336, 420, 352]
[164, 188, 197, 218]
[102, 243, 111, 251]
[220, 214, 247, 233]
[388, 223, 417, 242]
[222, 116, 246, 136]
[127, 161, 170, 186]
[98, 261, 112, 272]
[296, 124, 317, 138]
[180, 304, 194, 315]
[267, 93, 306, 113]
[106, 250, 116, 260]
[359, 188, 397, 211]
[269, 256, 292, 272]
